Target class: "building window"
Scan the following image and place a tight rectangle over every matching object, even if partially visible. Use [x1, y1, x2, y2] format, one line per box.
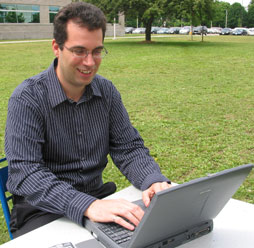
[0, 4, 40, 23]
[49, 6, 60, 23]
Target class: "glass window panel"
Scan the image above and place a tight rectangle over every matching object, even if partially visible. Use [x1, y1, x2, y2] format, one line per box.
[0, 12, 5, 23]
[0, 4, 39, 11]
[31, 12, 40, 23]
[50, 13, 57, 23]
[32, 5, 40, 11]
[49, 6, 60, 12]
[0, 4, 7, 10]
[17, 5, 30, 11]
[16, 5, 39, 12]
[0, 11, 40, 23]
[49, 6, 60, 23]
[0, 4, 40, 23]
[1, 4, 16, 10]
[5, 11, 19, 23]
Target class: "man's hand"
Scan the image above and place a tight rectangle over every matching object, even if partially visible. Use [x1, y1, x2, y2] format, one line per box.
[84, 199, 144, 230]
[142, 182, 171, 207]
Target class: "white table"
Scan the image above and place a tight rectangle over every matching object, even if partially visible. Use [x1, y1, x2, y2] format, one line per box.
[1, 186, 254, 248]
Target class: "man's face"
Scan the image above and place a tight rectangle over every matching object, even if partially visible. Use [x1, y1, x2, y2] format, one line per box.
[53, 21, 103, 91]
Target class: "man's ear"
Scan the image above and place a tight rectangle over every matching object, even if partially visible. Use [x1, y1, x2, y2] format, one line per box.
[52, 39, 60, 58]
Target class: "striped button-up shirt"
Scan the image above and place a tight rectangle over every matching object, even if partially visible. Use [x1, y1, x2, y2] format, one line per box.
[5, 59, 168, 226]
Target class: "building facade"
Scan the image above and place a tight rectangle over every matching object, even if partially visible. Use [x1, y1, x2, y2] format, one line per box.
[0, 0, 124, 40]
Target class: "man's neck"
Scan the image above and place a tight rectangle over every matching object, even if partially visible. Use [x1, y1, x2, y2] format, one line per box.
[55, 63, 86, 102]
[63, 85, 86, 103]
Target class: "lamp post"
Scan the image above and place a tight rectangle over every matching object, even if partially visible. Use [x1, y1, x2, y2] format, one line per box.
[225, 9, 228, 28]
[241, 0, 243, 27]
[113, 17, 116, 40]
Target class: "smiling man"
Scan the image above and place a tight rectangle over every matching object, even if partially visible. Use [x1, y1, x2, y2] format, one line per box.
[53, 21, 104, 102]
[5, 2, 170, 238]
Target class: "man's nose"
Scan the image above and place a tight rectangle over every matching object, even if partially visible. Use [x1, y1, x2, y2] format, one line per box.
[82, 53, 96, 67]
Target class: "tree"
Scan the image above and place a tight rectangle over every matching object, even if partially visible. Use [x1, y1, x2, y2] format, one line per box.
[212, 1, 231, 28]
[82, 0, 119, 23]
[228, 3, 248, 28]
[138, 0, 166, 41]
[84, 0, 175, 42]
[193, 0, 213, 41]
[248, 0, 254, 27]
[167, 0, 213, 41]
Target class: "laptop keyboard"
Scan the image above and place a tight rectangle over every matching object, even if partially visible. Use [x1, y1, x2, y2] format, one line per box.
[97, 200, 145, 244]
[98, 222, 134, 244]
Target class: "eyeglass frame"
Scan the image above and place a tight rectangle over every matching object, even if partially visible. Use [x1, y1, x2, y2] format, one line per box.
[63, 45, 108, 59]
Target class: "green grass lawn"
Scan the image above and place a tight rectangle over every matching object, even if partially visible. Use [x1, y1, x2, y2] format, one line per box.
[0, 34, 254, 244]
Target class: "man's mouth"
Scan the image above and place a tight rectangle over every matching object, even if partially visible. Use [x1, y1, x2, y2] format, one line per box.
[77, 68, 92, 75]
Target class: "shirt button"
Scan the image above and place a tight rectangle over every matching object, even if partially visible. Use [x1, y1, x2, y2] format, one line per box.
[78, 131, 82, 135]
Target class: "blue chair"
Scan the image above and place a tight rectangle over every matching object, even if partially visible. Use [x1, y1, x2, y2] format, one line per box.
[0, 158, 13, 239]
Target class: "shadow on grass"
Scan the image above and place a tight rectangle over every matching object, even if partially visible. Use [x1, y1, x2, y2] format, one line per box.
[106, 39, 238, 49]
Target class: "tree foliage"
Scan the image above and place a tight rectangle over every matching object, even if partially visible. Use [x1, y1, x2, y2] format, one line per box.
[227, 3, 248, 28]
[248, 0, 254, 27]
[78, 0, 254, 41]
[171, 0, 213, 25]
[165, 0, 213, 42]
[212, 1, 230, 27]
[84, 0, 174, 41]
[83, 0, 213, 41]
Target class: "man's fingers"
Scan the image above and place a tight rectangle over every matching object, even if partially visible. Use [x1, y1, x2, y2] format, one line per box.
[142, 182, 171, 207]
[84, 199, 144, 230]
[113, 215, 135, 230]
[153, 181, 170, 193]
[115, 201, 144, 229]
[142, 189, 153, 207]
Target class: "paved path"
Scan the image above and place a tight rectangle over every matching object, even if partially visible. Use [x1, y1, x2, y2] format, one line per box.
[0, 34, 220, 44]
[0, 35, 175, 44]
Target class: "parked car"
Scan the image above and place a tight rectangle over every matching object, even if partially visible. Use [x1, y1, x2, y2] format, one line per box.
[232, 28, 248, 35]
[247, 28, 254, 36]
[168, 27, 180, 34]
[213, 27, 222, 34]
[193, 26, 207, 35]
[220, 28, 232, 35]
[207, 27, 221, 34]
[151, 27, 160, 34]
[125, 27, 135, 34]
[157, 27, 170, 34]
[132, 28, 146, 34]
[179, 26, 191, 35]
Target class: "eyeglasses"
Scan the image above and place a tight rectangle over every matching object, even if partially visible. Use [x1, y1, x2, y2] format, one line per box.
[64, 45, 108, 59]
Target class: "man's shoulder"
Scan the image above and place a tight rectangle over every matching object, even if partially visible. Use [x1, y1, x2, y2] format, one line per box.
[11, 69, 48, 99]
[93, 74, 113, 86]
[92, 74, 118, 94]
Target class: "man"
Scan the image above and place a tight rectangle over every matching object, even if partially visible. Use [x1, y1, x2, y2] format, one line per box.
[5, 2, 170, 238]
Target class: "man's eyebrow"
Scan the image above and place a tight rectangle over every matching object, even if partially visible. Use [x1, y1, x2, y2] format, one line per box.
[70, 45, 104, 50]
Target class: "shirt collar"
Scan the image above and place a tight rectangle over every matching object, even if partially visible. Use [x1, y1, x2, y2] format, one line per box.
[46, 58, 102, 108]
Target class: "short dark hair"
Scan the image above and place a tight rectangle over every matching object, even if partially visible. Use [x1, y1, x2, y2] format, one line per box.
[53, 2, 107, 49]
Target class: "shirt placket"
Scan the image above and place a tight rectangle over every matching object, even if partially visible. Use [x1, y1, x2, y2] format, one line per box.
[73, 103, 86, 163]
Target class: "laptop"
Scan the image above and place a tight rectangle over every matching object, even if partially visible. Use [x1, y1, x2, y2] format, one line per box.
[84, 164, 254, 248]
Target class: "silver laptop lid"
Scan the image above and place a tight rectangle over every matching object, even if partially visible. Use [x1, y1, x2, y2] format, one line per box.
[129, 164, 253, 247]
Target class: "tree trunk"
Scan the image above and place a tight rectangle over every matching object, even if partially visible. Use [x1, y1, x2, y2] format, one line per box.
[145, 18, 153, 42]
[201, 26, 204, 42]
